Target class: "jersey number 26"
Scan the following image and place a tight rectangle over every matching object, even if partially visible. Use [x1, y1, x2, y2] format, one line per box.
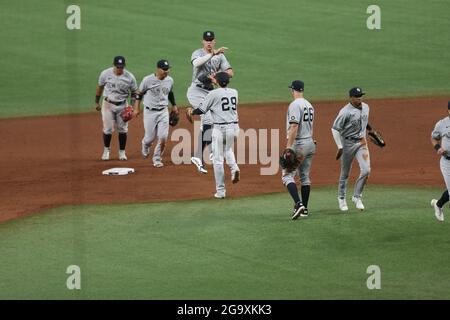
[303, 107, 314, 122]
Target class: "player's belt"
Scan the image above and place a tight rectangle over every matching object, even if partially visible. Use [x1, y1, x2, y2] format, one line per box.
[145, 106, 165, 111]
[105, 97, 126, 106]
[344, 136, 362, 142]
[443, 155, 450, 161]
[196, 84, 214, 91]
[214, 121, 238, 125]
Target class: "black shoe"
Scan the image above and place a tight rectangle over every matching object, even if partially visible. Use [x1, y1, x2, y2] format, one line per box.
[292, 202, 305, 220]
[300, 208, 309, 218]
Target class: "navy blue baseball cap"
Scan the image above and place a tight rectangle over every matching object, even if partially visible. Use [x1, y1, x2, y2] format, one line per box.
[289, 80, 304, 92]
[203, 31, 215, 41]
[113, 56, 126, 67]
[157, 59, 170, 70]
[215, 72, 230, 87]
[349, 87, 365, 97]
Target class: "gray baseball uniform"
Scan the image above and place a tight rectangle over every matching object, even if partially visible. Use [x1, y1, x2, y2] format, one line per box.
[139, 73, 174, 164]
[432, 116, 450, 191]
[198, 87, 239, 196]
[98, 67, 138, 134]
[282, 98, 316, 186]
[332, 102, 371, 199]
[187, 49, 232, 161]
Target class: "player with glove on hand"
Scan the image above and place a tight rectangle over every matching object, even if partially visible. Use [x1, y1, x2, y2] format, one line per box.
[281, 80, 316, 220]
[331, 87, 385, 212]
[133, 59, 178, 168]
[94, 56, 138, 161]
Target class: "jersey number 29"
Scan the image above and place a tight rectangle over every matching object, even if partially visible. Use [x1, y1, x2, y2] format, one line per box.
[221, 97, 237, 111]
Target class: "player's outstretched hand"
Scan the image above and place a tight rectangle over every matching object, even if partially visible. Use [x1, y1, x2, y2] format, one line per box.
[214, 47, 228, 55]
[336, 148, 343, 160]
[95, 103, 101, 112]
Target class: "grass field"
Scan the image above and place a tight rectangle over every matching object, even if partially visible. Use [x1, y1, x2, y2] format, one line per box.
[1, 186, 449, 300]
[0, 0, 449, 117]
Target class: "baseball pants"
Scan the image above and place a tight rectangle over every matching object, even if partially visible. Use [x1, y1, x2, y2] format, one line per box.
[187, 85, 213, 160]
[440, 157, 450, 191]
[212, 124, 240, 196]
[101, 100, 128, 134]
[282, 139, 316, 186]
[338, 139, 371, 199]
[142, 108, 169, 163]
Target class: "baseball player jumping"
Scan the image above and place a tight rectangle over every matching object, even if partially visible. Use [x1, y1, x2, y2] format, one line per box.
[429, 101, 450, 222]
[187, 30, 234, 174]
[282, 80, 316, 220]
[187, 72, 240, 198]
[133, 59, 178, 167]
[94, 56, 138, 161]
[332, 87, 374, 211]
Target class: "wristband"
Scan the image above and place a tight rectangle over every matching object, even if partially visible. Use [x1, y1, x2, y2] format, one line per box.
[434, 144, 441, 151]
[95, 95, 101, 103]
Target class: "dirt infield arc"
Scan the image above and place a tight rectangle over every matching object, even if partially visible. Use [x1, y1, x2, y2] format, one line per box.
[1, 97, 448, 224]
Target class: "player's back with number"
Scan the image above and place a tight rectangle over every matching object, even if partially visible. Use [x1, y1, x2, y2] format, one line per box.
[199, 87, 238, 124]
[287, 98, 314, 140]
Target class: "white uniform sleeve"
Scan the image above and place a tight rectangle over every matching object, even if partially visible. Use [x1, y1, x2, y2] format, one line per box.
[432, 121, 442, 140]
[98, 70, 107, 86]
[287, 102, 301, 124]
[198, 92, 214, 113]
[219, 54, 232, 71]
[331, 128, 343, 149]
[130, 73, 138, 92]
[138, 77, 147, 93]
[332, 110, 347, 132]
[192, 53, 213, 68]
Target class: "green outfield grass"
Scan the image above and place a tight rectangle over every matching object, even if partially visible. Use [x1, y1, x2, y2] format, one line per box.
[0, 0, 449, 117]
[1, 185, 449, 299]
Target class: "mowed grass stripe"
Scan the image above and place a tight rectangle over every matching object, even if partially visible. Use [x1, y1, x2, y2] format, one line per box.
[0, 186, 449, 299]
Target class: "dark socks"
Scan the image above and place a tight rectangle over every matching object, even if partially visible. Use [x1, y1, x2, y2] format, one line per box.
[436, 190, 449, 208]
[103, 133, 112, 148]
[287, 183, 301, 204]
[301, 185, 311, 208]
[118, 133, 127, 150]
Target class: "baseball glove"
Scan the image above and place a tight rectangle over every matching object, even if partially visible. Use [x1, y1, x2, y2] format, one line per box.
[185, 106, 194, 124]
[120, 105, 134, 122]
[280, 148, 301, 172]
[169, 110, 179, 127]
[368, 130, 386, 148]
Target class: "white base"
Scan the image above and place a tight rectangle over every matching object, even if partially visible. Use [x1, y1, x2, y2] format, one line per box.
[102, 167, 135, 176]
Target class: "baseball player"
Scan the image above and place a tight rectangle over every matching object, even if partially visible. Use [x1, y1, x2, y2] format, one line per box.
[94, 56, 138, 161]
[332, 87, 373, 211]
[133, 59, 178, 167]
[187, 30, 234, 174]
[188, 72, 240, 198]
[282, 80, 316, 220]
[429, 101, 450, 222]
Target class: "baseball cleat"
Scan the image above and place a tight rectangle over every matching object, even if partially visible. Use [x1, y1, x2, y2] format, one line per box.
[431, 199, 444, 222]
[153, 161, 164, 168]
[232, 170, 240, 184]
[292, 201, 305, 220]
[142, 142, 150, 159]
[191, 156, 208, 174]
[300, 208, 309, 218]
[338, 198, 349, 212]
[352, 196, 365, 211]
[101, 147, 110, 161]
[214, 193, 225, 199]
[118, 150, 127, 161]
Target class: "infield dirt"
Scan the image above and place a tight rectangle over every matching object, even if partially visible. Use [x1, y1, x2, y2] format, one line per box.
[1, 97, 448, 223]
